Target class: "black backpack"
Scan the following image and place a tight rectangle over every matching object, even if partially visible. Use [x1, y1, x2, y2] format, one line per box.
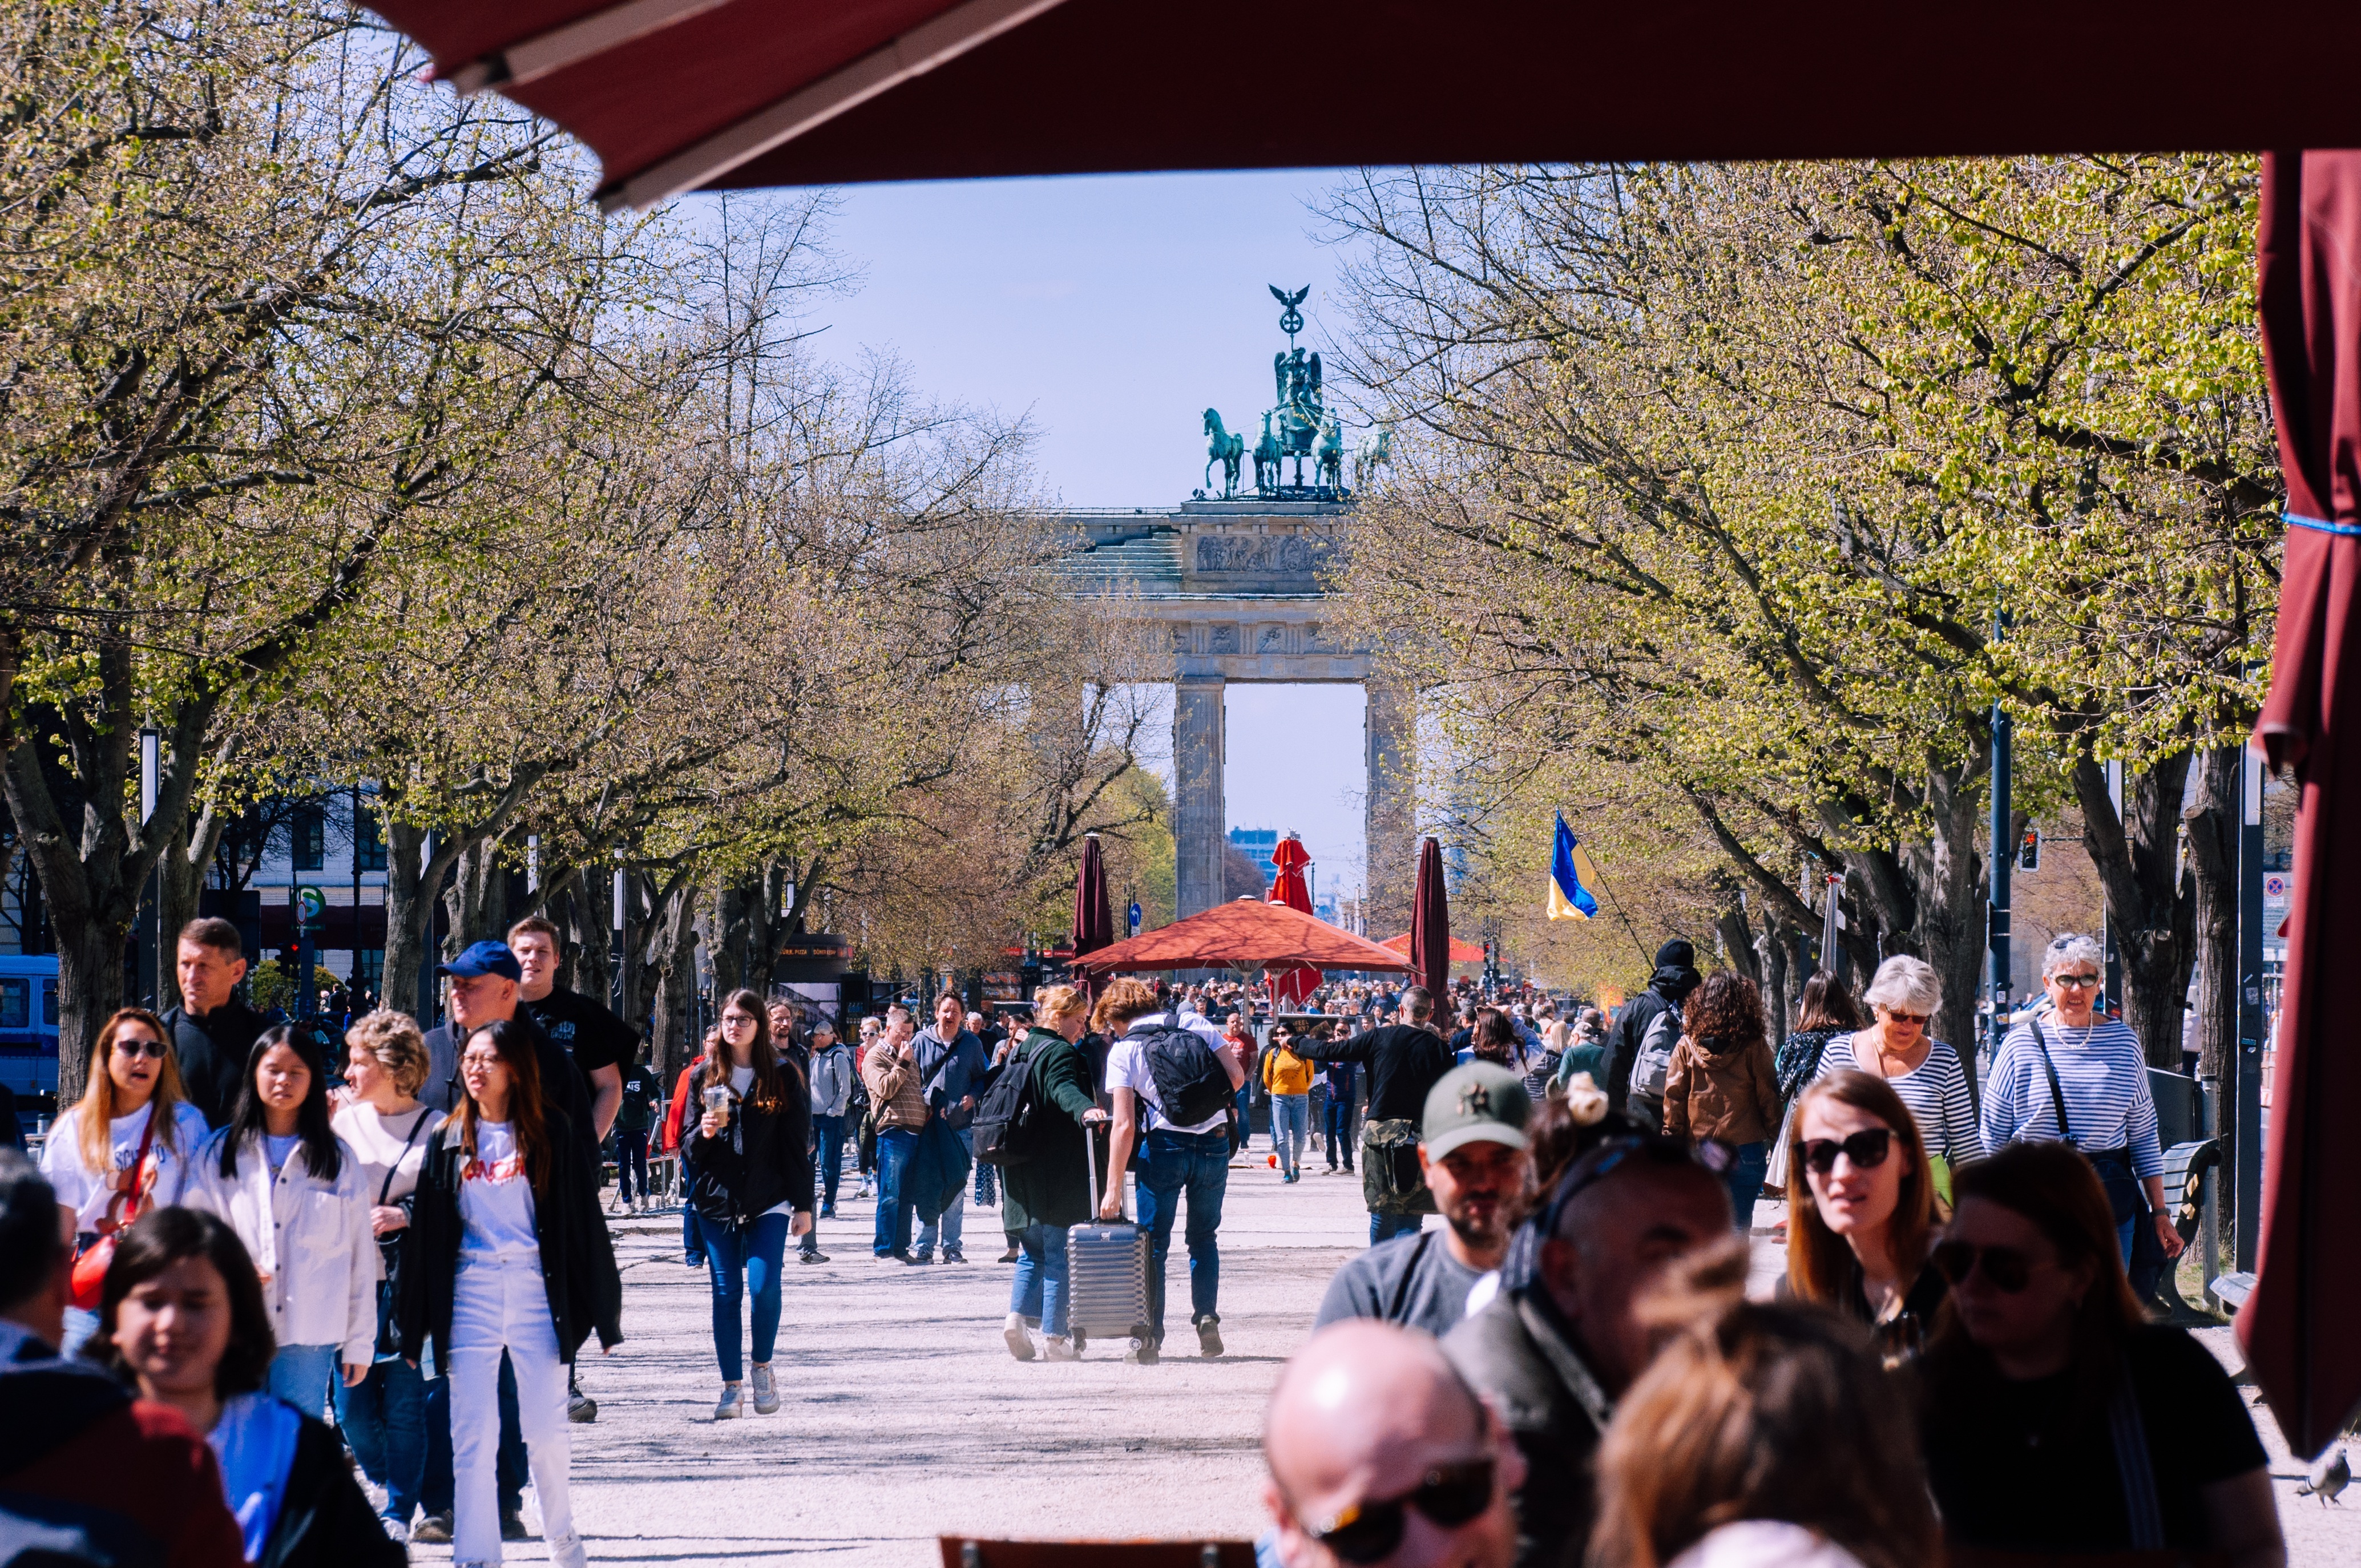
[1131, 1019, 1234, 1128]
[970, 1040, 1041, 1167]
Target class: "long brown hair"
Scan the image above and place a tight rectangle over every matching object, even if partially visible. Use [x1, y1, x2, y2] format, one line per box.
[1591, 1295, 1940, 1568]
[1796, 969, 1867, 1033]
[1784, 1072, 1935, 1307]
[451, 1019, 551, 1191]
[76, 1009, 188, 1174]
[1923, 1140, 2147, 1417]
[700, 988, 792, 1113]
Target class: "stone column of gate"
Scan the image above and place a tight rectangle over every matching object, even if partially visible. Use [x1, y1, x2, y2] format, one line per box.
[1364, 680, 1415, 938]
[1173, 674, 1228, 919]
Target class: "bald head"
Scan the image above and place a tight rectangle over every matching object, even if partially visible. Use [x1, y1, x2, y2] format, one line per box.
[1264, 1322, 1521, 1568]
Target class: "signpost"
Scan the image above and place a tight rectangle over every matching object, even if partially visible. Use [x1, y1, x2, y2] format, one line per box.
[1128, 901, 1142, 936]
[290, 884, 326, 1020]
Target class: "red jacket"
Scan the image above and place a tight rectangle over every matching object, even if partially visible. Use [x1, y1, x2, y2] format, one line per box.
[663, 1055, 709, 1151]
[2, 1395, 245, 1568]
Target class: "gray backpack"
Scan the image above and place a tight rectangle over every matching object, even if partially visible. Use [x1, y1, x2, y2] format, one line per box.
[1627, 1008, 1683, 1126]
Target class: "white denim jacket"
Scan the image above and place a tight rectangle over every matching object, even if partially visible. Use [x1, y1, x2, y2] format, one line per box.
[185, 1130, 377, 1369]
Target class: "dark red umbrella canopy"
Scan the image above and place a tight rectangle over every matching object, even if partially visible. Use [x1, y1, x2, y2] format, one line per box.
[1072, 833, 1113, 960]
[361, 2, 2361, 208]
[1407, 836, 1449, 1003]
[2239, 150, 2361, 1458]
[1073, 898, 1408, 976]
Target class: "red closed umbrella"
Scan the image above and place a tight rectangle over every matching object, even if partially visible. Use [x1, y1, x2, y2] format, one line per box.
[1264, 834, 1319, 1008]
[1407, 836, 1450, 1004]
[2239, 150, 2361, 1459]
[1071, 833, 1113, 996]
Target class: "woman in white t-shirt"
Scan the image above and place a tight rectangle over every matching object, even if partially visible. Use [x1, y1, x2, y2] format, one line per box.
[38, 1007, 211, 1353]
[397, 1019, 619, 1568]
[329, 1009, 445, 1542]
[682, 988, 814, 1420]
[184, 1025, 376, 1421]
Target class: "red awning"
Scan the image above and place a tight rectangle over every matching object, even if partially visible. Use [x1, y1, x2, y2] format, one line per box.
[362, 2, 2361, 209]
[1073, 898, 1408, 975]
[1378, 932, 1484, 965]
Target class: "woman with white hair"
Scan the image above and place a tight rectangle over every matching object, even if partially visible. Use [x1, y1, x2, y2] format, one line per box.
[1981, 932, 2182, 1269]
[1813, 955, 1983, 1187]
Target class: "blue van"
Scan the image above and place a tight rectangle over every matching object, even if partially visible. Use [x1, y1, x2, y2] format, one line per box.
[0, 955, 61, 1096]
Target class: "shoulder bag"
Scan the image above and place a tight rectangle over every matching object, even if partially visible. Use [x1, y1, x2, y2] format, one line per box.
[67, 1109, 159, 1311]
[372, 1109, 434, 1357]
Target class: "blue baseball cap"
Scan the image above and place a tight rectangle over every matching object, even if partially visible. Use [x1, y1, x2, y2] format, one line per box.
[437, 940, 522, 981]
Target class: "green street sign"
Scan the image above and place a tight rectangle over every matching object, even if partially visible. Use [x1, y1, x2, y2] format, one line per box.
[294, 885, 328, 925]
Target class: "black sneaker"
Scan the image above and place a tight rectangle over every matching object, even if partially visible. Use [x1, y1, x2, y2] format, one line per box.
[684, 1254, 706, 1268]
[943, 1250, 967, 1264]
[1126, 1337, 1160, 1365]
[1196, 1316, 1225, 1358]
[501, 1509, 531, 1541]
[413, 1513, 452, 1545]
[799, 1248, 829, 1264]
[907, 1252, 935, 1266]
[820, 1206, 838, 1219]
[567, 1391, 597, 1423]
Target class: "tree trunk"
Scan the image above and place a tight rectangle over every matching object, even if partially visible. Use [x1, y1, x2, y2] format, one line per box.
[50, 892, 124, 1106]
[443, 836, 510, 951]
[156, 803, 233, 1016]
[2181, 743, 2242, 1221]
[556, 868, 613, 1005]
[1756, 918, 1791, 1045]
[383, 821, 468, 1025]
[1892, 762, 1987, 1072]
[700, 879, 744, 1001]
[1716, 898, 1761, 988]
[2073, 749, 2197, 1069]
[642, 876, 701, 1084]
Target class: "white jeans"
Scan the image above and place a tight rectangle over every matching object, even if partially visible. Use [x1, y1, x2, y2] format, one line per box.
[450, 1249, 582, 1568]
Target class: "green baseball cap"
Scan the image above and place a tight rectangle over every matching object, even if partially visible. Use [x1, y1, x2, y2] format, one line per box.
[1422, 1062, 1532, 1160]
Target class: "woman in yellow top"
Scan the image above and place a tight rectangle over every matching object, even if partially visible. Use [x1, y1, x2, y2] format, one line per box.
[1261, 1021, 1315, 1184]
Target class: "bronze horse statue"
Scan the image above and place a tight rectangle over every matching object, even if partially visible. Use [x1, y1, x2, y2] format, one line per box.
[1203, 409, 1245, 498]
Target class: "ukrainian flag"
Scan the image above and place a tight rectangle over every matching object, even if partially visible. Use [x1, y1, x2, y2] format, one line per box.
[1549, 814, 1600, 921]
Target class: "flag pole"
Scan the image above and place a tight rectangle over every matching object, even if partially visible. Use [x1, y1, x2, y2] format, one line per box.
[1565, 818, 1656, 970]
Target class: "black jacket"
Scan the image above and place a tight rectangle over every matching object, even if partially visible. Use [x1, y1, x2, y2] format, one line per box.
[1443, 1289, 1610, 1568]
[397, 1108, 623, 1366]
[162, 1000, 267, 1128]
[261, 1414, 403, 1568]
[1297, 1023, 1455, 1122]
[681, 1059, 816, 1226]
[1603, 968, 1697, 1115]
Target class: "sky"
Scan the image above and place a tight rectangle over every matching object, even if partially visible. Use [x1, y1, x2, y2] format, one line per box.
[691, 172, 1376, 895]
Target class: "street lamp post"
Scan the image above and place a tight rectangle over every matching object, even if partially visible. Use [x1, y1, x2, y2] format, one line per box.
[1985, 615, 2013, 1080]
[139, 729, 160, 1007]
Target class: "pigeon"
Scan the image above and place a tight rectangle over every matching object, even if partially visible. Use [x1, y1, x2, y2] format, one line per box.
[2295, 1446, 2348, 1506]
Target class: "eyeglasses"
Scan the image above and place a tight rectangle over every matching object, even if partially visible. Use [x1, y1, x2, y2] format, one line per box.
[1879, 1009, 1929, 1025]
[1797, 1127, 1892, 1175]
[1303, 1459, 1497, 1563]
[1931, 1240, 2033, 1294]
[111, 1037, 168, 1060]
[2051, 973, 2101, 989]
[720, 1013, 758, 1029]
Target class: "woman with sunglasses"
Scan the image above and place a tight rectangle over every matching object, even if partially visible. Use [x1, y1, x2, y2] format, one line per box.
[1782, 1072, 1947, 1363]
[1813, 955, 1983, 1195]
[1980, 932, 2180, 1270]
[1919, 1142, 2281, 1567]
[39, 1008, 211, 1354]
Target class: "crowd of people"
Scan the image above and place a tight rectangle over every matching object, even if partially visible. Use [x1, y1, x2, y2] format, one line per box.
[0, 915, 2299, 1568]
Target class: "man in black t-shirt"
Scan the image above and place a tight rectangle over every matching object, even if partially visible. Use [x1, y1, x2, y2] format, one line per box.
[508, 916, 629, 1142]
[160, 918, 267, 1127]
[1296, 986, 1459, 1244]
[610, 1052, 660, 1214]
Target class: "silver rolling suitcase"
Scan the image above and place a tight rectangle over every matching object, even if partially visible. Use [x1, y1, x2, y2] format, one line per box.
[1065, 1118, 1149, 1342]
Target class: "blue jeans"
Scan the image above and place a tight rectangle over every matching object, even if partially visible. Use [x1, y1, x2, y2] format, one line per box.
[1725, 1141, 1769, 1233]
[1233, 1084, 1253, 1152]
[705, 1211, 791, 1381]
[1325, 1096, 1357, 1169]
[873, 1125, 920, 1255]
[336, 1355, 426, 1526]
[812, 1113, 846, 1211]
[1371, 1212, 1423, 1245]
[1009, 1223, 1071, 1337]
[918, 1127, 972, 1258]
[422, 1357, 525, 1516]
[1136, 1128, 1229, 1343]
[268, 1343, 339, 1419]
[1270, 1093, 1310, 1177]
[683, 1205, 705, 1263]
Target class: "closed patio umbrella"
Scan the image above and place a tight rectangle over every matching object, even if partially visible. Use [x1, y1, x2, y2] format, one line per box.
[1407, 836, 1449, 1003]
[2238, 149, 2361, 1460]
[1264, 834, 1319, 1008]
[1071, 832, 1113, 999]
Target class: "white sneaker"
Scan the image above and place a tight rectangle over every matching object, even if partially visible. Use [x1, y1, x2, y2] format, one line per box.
[750, 1363, 780, 1415]
[547, 1530, 588, 1568]
[1003, 1312, 1037, 1361]
[1042, 1335, 1079, 1361]
[714, 1382, 744, 1420]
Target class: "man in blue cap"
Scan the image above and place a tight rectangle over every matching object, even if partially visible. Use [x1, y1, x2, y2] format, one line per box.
[410, 939, 602, 1545]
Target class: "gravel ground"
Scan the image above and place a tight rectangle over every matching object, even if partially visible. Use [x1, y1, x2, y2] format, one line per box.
[406, 1167, 2359, 1567]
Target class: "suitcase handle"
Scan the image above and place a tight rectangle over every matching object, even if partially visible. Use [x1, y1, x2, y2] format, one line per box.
[1084, 1110, 1109, 1219]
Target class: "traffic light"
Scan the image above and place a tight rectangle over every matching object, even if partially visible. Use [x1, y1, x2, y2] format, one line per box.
[2019, 827, 2040, 872]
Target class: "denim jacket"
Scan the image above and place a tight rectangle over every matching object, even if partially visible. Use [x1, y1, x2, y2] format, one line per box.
[913, 1027, 991, 1131]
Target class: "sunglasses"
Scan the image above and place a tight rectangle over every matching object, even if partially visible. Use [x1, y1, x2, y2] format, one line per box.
[1797, 1127, 1892, 1175]
[1303, 1459, 1496, 1563]
[1879, 1009, 1929, 1025]
[111, 1037, 169, 1060]
[2051, 973, 2101, 990]
[1931, 1240, 2033, 1294]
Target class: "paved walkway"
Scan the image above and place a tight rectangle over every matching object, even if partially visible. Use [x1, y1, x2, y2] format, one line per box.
[405, 1162, 2358, 1567]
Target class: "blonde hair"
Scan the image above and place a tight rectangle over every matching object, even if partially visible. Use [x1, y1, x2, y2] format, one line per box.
[77, 1009, 188, 1174]
[1032, 985, 1088, 1025]
[1089, 976, 1161, 1034]
[345, 1009, 432, 1098]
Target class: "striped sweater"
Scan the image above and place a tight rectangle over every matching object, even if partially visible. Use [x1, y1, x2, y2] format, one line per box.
[1982, 1016, 2163, 1179]
[1814, 1033, 1985, 1165]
